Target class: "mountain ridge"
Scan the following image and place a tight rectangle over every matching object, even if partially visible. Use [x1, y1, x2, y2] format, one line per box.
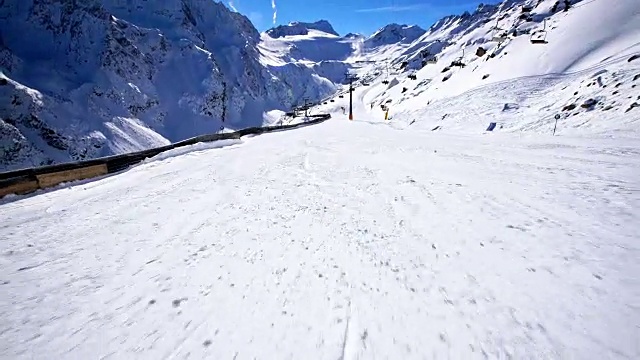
[1, 0, 639, 172]
[266, 20, 340, 38]
[0, 0, 335, 171]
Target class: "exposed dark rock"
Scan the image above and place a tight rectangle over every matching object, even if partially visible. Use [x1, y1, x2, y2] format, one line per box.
[581, 98, 597, 108]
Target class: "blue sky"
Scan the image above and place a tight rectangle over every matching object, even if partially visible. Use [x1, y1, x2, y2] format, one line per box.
[224, 0, 503, 35]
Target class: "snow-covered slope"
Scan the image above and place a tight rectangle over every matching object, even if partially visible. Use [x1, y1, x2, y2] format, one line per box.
[341, 0, 640, 135]
[0, 0, 335, 171]
[1, 113, 638, 359]
[2, 1, 639, 357]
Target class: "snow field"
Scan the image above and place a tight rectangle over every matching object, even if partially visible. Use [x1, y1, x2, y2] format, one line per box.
[1, 118, 638, 359]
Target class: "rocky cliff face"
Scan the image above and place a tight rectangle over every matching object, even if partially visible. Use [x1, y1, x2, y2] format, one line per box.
[0, 0, 334, 171]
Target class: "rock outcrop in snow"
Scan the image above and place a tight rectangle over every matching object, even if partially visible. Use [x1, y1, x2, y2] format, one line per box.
[0, 0, 335, 171]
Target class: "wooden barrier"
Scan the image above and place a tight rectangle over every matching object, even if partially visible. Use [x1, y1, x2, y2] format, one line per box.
[35, 164, 109, 189]
[0, 178, 40, 197]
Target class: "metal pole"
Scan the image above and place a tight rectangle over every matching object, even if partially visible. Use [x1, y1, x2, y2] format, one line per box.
[553, 114, 560, 135]
[349, 78, 353, 120]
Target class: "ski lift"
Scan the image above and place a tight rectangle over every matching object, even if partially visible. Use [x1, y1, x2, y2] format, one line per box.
[530, 19, 548, 44]
[493, 33, 508, 42]
[381, 61, 391, 84]
[491, 18, 508, 43]
[424, 56, 437, 64]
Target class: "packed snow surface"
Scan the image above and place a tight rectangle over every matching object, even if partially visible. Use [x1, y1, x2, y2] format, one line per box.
[1, 113, 639, 358]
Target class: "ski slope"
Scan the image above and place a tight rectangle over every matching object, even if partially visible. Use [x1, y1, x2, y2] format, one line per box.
[2, 114, 639, 359]
[345, 0, 640, 121]
[2, 0, 640, 358]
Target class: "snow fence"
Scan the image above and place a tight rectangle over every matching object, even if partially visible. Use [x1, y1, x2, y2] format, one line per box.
[0, 114, 331, 197]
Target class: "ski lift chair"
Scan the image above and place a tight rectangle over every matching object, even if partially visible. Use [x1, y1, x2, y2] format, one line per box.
[491, 18, 508, 43]
[530, 19, 548, 44]
[493, 35, 507, 42]
[530, 31, 547, 44]
[492, 31, 508, 42]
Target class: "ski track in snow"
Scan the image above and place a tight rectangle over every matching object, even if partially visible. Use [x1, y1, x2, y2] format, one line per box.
[1, 118, 639, 359]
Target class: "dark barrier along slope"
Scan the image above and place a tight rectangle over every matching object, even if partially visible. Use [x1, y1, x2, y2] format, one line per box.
[0, 114, 331, 197]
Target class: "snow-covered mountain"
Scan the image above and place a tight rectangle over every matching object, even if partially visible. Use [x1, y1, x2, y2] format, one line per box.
[266, 20, 339, 38]
[316, 0, 640, 136]
[365, 24, 427, 48]
[259, 21, 357, 85]
[1, 0, 639, 172]
[0, 0, 335, 171]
